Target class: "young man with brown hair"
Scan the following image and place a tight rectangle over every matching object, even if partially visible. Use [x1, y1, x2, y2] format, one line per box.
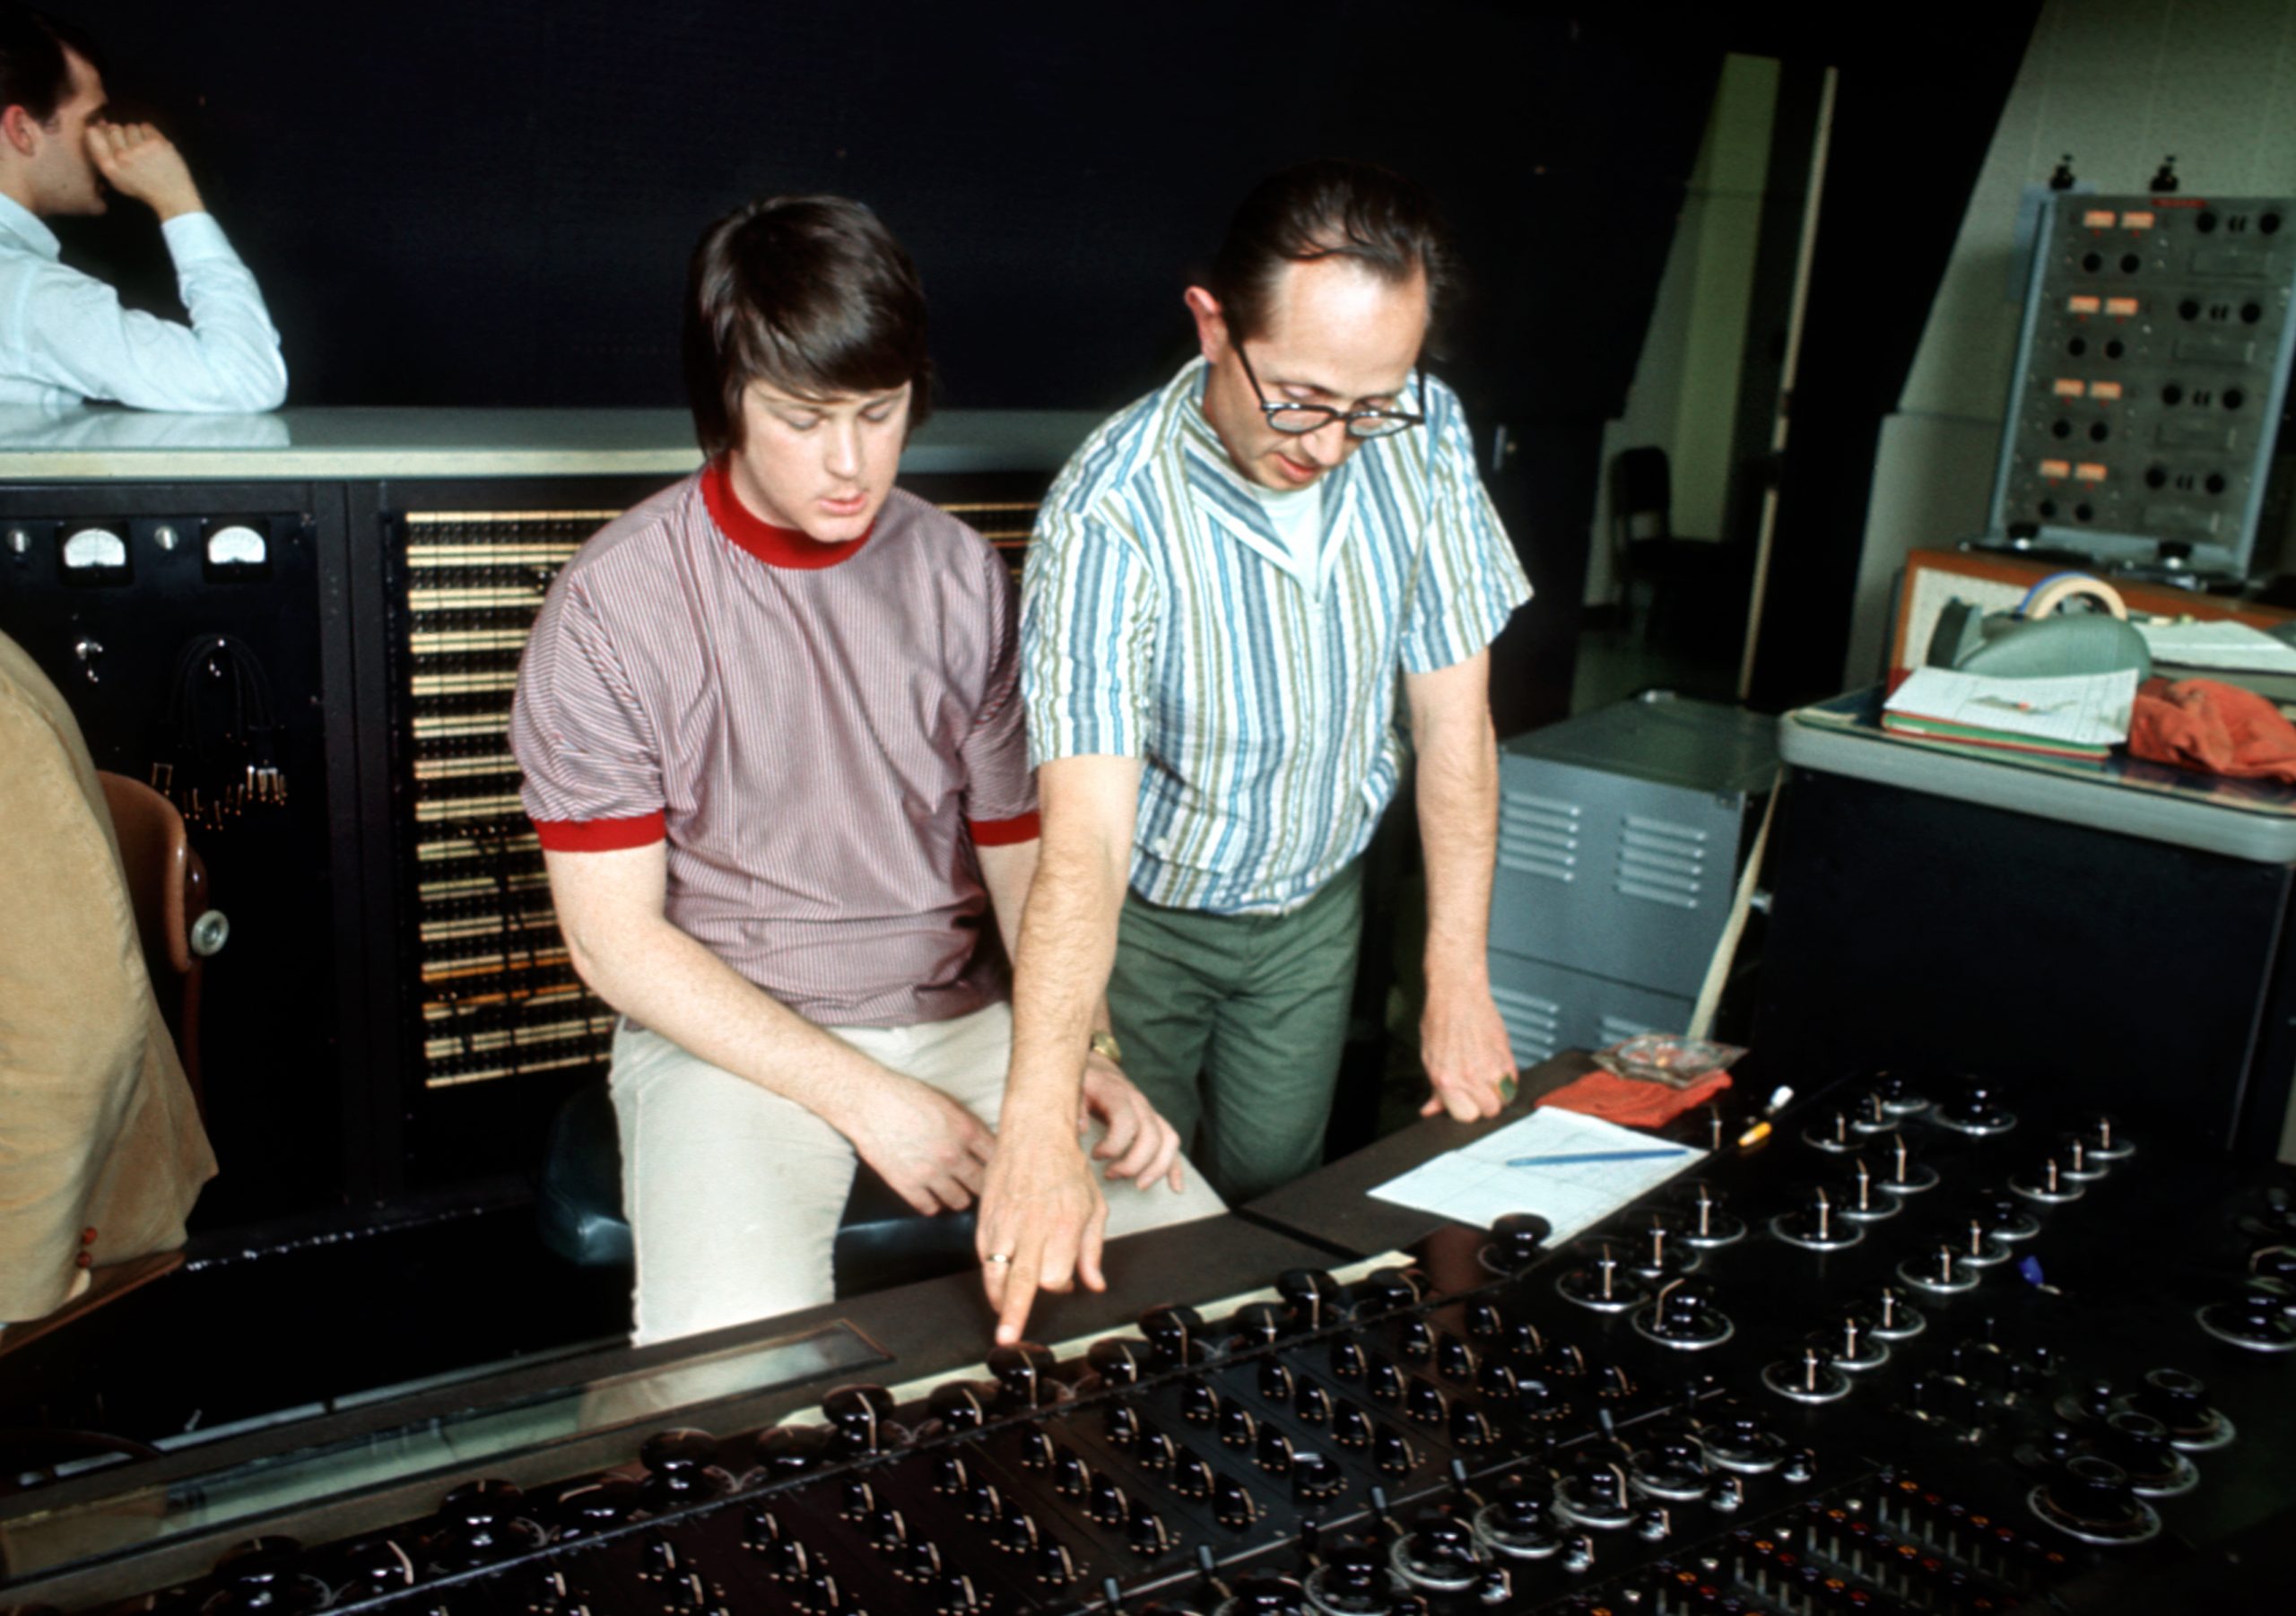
[511, 196, 1218, 1347]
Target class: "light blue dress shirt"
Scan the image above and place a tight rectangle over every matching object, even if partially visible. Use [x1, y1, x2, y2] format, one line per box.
[0, 193, 286, 413]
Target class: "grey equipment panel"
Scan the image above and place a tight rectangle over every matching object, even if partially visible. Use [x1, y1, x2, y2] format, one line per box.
[1988, 193, 2296, 576]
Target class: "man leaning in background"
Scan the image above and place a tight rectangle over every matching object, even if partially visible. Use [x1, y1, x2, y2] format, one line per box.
[0, 4, 285, 412]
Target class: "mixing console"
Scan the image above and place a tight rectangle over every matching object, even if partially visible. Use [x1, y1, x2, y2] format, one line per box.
[15, 1075, 2293, 1614]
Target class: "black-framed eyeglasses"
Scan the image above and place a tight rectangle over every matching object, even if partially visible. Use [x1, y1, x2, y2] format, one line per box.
[1234, 342, 1427, 439]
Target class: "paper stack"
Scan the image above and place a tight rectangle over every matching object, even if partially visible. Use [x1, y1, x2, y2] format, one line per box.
[1882, 666, 2137, 761]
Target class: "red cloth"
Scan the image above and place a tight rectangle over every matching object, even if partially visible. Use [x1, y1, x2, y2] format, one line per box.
[1537, 1070, 1732, 1128]
[2128, 677, 2296, 784]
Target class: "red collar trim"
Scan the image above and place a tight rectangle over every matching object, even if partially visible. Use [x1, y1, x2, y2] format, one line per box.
[701, 457, 872, 569]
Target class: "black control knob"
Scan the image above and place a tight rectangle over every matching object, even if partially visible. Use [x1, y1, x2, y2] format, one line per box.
[995, 1499, 1040, 1553]
[1393, 1317, 1437, 1363]
[326, 1536, 421, 1599]
[1833, 1158, 1899, 1223]
[1761, 1344, 1851, 1403]
[1173, 1450, 1214, 1499]
[1474, 1481, 1563, 1559]
[2130, 1368, 2231, 1447]
[2198, 1287, 2296, 1351]
[1088, 1473, 1128, 1525]
[1305, 1541, 1396, 1612]
[1332, 1401, 1375, 1449]
[1140, 1304, 1205, 1367]
[1879, 1133, 1941, 1193]
[1105, 1401, 1143, 1446]
[1634, 1276, 1733, 1350]
[1433, 1331, 1477, 1382]
[208, 1539, 331, 1616]
[962, 1478, 1003, 1523]
[549, 1478, 642, 1539]
[1373, 1425, 1416, 1475]
[1363, 1355, 1405, 1403]
[2078, 1112, 2135, 1160]
[1048, 1447, 1088, 1496]
[1448, 1403, 1497, 1448]
[1967, 1186, 2041, 1241]
[821, 1384, 899, 1454]
[1292, 1451, 1347, 1503]
[1295, 1380, 1333, 1426]
[1217, 1396, 1259, 1447]
[1032, 1539, 1078, 1586]
[987, 1343, 1058, 1409]
[1670, 1180, 1747, 1246]
[1213, 1474, 1257, 1529]
[1395, 1513, 1483, 1591]
[1486, 1212, 1552, 1273]
[639, 1428, 726, 1492]
[926, 1381, 992, 1431]
[1257, 1359, 1297, 1403]
[1627, 1429, 1711, 1500]
[2031, 1455, 2161, 1544]
[1554, 1455, 1635, 1530]
[1771, 1185, 1862, 1251]
[1465, 1299, 1505, 1338]
[1858, 1284, 1926, 1342]
[1138, 1428, 1178, 1473]
[1257, 1426, 1295, 1474]
[1178, 1377, 1219, 1425]
[1403, 1378, 1448, 1425]
[1223, 1572, 1308, 1613]
[1935, 1075, 2017, 1135]
[1088, 1337, 1152, 1386]
[839, 1476, 877, 1520]
[1897, 1242, 1979, 1294]
[2100, 1412, 2196, 1495]
[1554, 1242, 1651, 1312]
[1353, 1267, 1426, 1315]
[1328, 1336, 1369, 1380]
[1853, 1087, 1901, 1134]
[1700, 1407, 1787, 1473]
[1802, 1108, 1861, 1153]
[1229, 1299, 1291, 1345]
[1278, 1268, 1344, 1328]
[928, 1570, 986, 1614]
[1126, 1499, 1175, 1556]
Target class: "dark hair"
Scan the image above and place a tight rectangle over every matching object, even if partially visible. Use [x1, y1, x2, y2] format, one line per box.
[1207, 160, 1460, 348]
[683, 195, 932, 458]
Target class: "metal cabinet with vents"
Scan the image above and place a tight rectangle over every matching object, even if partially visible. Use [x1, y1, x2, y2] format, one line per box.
[1487, 695, 1778, 1065]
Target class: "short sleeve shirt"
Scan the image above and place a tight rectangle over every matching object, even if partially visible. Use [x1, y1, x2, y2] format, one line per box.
[509, 465, 1038, 1028]
[1022, 358, 1530, 916]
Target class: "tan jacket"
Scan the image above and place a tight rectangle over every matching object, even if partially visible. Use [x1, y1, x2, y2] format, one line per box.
[1, 630, 216, 1322]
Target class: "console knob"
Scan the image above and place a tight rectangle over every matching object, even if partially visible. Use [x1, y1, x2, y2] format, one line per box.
[1449, 1403, 1497, 1448]
[1050, 1447, 1088, 1496]
[1771, 1185, 1862, 1251]
[1627, 1431, 1710, 1500]
[2130, 1368, 2232, 1449]
[962, 1478, 1003, 1522]
[1126, 1500, 1176, 1555]
[1296, 1381, 1334, 1426]
[549, 1478, 642, 1539]
[209, 1539, 330, 1616]
[1333, 1402, 1375, 1448]
[1106, 1402, 1144, 1445]
[1674, 1180, 1746, 1246]
[1229, 1299, 1291, 1344]
[1487, 1212, 1552, 1273]
[1292, 1452, 1347, 1503]
[2100, 1412, 2197, 1496]
[1855, 1089, 1899, 1134]
[1012, 1426, 1055, 1471]
[1179, 1377, 1219, 1424]
[1364, 1355, 1405, 1403]
[1465, 1299, 1505, 1338]
[1257, 1427, 1296, 1474]
[2079, 1112, 2135, 1160]
[1554, 1455, 1636, 1529]
[1861, 1284, 1927, 1341]
[2054, 1133, 2107, 1181]
[1140, 1304, 1205, 1367]
[1174, 1450, 1214, 1498]
[1554, 1242, 1652, 1312]
[1898, 1243, 1979, 1294]
[1881, 1134, 1940, 1193]
[1089, 1473, 1128, 1525]
[1278, 1268, 1344, 1328]
[822, 1384, 899, 1453]
[995, 1499, 1040, 1553]
[1700, 1407, 1787, 1473]
[1762, 1344, 1851, 1403]
[1936, 1075, 2017, 1135]
[1834, 1158, 1898, 1222]
[1138, 1428, 1178, 1472]
[928, 1570, 985, 1614]
[2031, 1455, 2161, 1544]
[2198, 1287, 2296, 1351]
[926, 1381, 991, 1431]
[1802, 1108, 1859, 1152]
[1429, 1332, 1473, 1378]
[1217, 1397, 1259, 1447]
[1474, 1481, 1564, 1559]
[1394, 1317, 1437, 1362]
[1224, 1572, 1308, 1613]
[839, 1476, 877, 1519]
[326, 1536, 420, 1597]
[987, 1343, 1058, 1409]
[1395, 1514, 1483, 1591]
[1634, 1276, 1733, 1350]
[1213, 1475, 1257, 1529]
[1306, 1541, 1396, 1610]
[1329, 1337, 1369, 1380]
[1353, 1267, 1427, 1314]
[1374, 1426, 1416, 1475]
[1088, 1336, 1152, 1386]
[1404, 1379, 1448, 1424]
[1257, 1359, 1297, 1402]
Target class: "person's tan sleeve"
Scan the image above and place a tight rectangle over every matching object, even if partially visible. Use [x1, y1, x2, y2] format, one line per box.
[0, 686, 146, 1322]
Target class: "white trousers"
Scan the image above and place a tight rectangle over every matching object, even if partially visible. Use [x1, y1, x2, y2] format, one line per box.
[609, 1003, 1227, 1346]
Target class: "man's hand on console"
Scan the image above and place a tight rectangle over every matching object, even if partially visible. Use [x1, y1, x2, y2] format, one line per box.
[839, 1071, 998, 1216]
[84, 122, 205, 222]
[1078, 1054, 1185, 1191]
[1418, 978, 1518, 1122]
[977, 1112, 1109, 1347]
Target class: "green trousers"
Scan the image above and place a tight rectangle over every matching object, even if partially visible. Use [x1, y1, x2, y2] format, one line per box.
[1105, 862, 1364, 1204]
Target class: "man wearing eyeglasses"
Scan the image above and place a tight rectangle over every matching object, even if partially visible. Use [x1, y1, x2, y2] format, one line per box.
[976, 159, 1530, 1343]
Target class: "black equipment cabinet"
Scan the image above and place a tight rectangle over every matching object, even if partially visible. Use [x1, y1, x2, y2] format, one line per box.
[0, 412, 1090, 1238]
[1755, 754, 2296, 1161]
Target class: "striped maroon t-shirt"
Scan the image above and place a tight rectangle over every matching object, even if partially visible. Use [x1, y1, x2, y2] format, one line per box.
[509, 461, 1039, 1029]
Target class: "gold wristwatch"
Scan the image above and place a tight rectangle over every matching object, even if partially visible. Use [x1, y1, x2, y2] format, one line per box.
[1089, 1030, 1125, 1068]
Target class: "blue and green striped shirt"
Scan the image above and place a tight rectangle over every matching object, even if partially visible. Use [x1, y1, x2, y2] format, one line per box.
[1022, 357, 1531, 916]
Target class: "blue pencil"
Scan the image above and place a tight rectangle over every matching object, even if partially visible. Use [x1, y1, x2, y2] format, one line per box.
[1507, 1148, 1689, 1168]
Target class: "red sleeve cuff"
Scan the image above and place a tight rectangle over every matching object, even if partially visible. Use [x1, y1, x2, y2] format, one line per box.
[532, 812, 667, 852]
[968, 811, 1041, 847]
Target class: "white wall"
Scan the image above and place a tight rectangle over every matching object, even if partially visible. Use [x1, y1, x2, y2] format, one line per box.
[1587, 55, 1780, 605]
[1843, 0, 2296, 682]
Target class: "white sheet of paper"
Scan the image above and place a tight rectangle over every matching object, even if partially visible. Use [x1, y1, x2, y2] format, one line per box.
[1883, 665, 2137, 746]
[2135, 619, 2296, 673]
[1368, 1108, 1705, 1242]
